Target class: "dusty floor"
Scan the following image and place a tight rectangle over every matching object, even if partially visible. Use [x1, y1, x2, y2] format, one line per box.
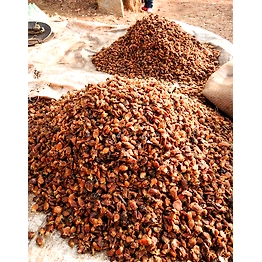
[28, 0, 233, 43]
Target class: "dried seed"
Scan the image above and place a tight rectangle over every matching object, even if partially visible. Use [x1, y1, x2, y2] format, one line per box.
[129, 200, 138, 210]
[68, 238, 75, 248]
[38, 227, 46, 236]
[107, 248, 115, 257]
[28, 231, 35, 240]
[43, 201, 49, 211]
[140, 172, 147, 178]
[148, 188, 161, 197]
[36, 236, 45, 247]
[119, 165, 128, 172]
[125, 236, 134, 243]
[53, 206, 62, 214]
[173, 200, 182, 211]
[101, 147, 110, 154]
[139, 235, 152, 246]
[116, 246, 124, 256]
[113, 213, 120, 222]
[171, 239, 179, 251]
[31, 203, 38, 212]
[38, 175, 44, 184]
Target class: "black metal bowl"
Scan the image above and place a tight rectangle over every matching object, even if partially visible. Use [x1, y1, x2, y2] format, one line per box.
[28, 21, 52, 45]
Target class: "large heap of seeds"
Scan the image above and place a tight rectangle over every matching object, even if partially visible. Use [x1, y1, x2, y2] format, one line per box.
[28, 76, 233, 262]
[92, 14, 220, 87]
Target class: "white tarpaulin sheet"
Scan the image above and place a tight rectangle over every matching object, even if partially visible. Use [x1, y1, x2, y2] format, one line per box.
[28, 15, 233, 262]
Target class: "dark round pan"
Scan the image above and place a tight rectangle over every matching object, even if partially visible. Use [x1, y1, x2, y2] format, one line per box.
[28, 21, 52, 43]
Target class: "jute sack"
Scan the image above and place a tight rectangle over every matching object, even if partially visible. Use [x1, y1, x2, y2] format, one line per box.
[202, 59, 233, 118]
[122, 0, 141, 12]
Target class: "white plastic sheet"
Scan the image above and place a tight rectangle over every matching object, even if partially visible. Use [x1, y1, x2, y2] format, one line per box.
[28, 15, 233, 261]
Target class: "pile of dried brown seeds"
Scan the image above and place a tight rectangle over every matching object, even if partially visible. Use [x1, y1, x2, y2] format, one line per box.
[28, 76, 233, 262]
[92, 14, 220, 87]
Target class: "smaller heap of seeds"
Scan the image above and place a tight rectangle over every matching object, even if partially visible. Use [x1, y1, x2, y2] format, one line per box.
[92, 14, 220, 86]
